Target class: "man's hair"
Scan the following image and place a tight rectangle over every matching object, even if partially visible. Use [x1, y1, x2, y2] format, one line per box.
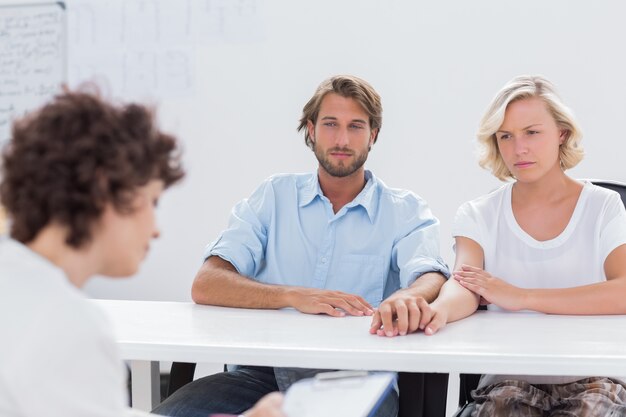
[0, 87, 185, 248]
[297, 75, 383, 149]
[477, 75, 584, 181]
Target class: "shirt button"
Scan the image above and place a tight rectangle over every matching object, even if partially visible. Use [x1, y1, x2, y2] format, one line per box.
[321, 257, 327, 263]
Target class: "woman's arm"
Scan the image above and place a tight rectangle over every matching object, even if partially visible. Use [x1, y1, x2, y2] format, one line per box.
[423, 237, 482, 334]
[456, 244, 626, 314]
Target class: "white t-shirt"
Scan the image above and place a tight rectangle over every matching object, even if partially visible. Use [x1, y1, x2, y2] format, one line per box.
[453, 181, 626, 386]
[0, 238, 150, 417]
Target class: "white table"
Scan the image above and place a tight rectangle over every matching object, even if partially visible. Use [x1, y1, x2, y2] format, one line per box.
[95, 299, 626, 415]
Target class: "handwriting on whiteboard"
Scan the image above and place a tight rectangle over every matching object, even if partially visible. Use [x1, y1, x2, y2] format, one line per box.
[0, 5, 65, 144]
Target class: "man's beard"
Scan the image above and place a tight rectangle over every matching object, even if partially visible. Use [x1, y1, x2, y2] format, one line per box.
[314, 145, 369, 178]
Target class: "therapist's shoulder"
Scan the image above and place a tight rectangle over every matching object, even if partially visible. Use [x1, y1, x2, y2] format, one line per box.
[2, 277, 114, 364]
[0, 253, 95, 337]
[46, 285, 114, 340]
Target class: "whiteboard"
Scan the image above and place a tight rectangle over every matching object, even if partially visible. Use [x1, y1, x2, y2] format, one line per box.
[0, 2, 66, 144]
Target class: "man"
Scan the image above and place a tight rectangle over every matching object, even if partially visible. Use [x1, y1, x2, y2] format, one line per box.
[154, 75, 448, 417]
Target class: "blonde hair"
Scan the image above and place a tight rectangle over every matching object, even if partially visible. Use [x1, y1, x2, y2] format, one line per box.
[477, 75, 584, 181]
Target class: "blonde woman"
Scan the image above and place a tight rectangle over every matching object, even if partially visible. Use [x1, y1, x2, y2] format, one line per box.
[424, 75, 626, 415]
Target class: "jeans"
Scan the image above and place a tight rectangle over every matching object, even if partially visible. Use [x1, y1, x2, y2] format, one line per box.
[152, 366, 398, 417]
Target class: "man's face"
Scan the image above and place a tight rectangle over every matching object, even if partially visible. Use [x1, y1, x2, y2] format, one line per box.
[307, 93, 376, 178]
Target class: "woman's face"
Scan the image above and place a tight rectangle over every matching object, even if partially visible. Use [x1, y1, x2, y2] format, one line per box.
[495, 97, 566, 183]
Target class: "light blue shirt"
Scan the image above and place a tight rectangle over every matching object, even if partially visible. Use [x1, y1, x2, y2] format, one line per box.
[206, 170, 449, 308]
[205, 171, 449, 391]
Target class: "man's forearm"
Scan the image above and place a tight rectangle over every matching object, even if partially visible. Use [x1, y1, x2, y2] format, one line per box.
[404, 271, 446, 302]
[191, 257, 292, 309]
[193, 257, 376, 316]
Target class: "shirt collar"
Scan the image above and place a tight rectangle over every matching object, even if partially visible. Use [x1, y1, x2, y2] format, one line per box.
[298, 173, 322, 208]
[298, 170, 379, 222]
[351, 170, 378, 222]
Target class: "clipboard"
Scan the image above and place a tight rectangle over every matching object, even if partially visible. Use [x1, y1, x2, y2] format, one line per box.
[282, 371, 396, 417]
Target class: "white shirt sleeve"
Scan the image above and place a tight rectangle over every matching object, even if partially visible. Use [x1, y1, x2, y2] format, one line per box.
[452, 200, 485, 248]
[8, 298, 130, 417]
[599, 192, 626, 262]
[204, 178, 275, 278]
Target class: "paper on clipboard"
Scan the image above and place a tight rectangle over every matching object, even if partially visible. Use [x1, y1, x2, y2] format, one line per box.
[282, 371, 395, 417]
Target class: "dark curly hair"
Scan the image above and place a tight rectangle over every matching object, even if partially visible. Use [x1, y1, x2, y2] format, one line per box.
[0, 88, 185, 248]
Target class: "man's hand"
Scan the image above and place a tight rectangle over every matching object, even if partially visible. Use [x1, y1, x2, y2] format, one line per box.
[369, 289, 433, 337]
[454, 265, 526, 311]
[286, 287, 374, 317]
[243, 392, 285, 417]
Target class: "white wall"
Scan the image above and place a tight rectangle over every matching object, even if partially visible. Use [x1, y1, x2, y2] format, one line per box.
[65, 0, 626, 301]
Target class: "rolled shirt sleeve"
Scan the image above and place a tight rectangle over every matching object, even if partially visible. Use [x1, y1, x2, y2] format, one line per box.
[392, 193, 450, 288]
[204, 180, 275, 278]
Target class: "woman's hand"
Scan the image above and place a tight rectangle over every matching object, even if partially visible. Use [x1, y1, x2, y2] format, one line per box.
[453, 265, 527, 311]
